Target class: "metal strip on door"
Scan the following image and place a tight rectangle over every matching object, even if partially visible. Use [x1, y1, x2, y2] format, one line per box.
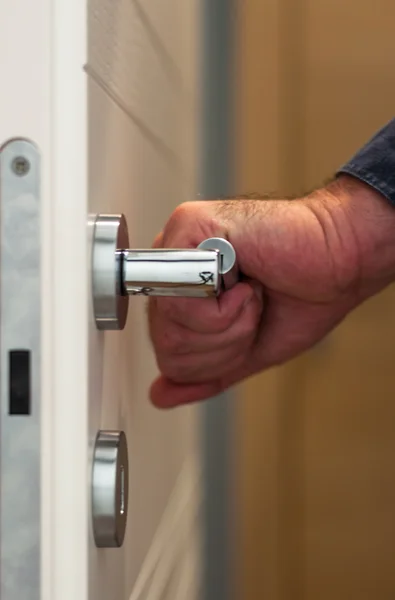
[0, 138, 41, 600]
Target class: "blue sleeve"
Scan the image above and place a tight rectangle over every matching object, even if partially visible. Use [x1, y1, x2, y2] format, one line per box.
[336, 118, 395, 206]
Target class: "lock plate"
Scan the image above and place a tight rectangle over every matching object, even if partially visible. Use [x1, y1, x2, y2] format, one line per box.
[91, 430, 129, 548]
[0, 139, 41, 599]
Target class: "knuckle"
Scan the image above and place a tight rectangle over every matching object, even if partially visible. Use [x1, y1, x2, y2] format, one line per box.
[244, 297, 262, 330]
[157, 358, 173, 380]
[170, 202, 196, 227]
[244, 307, 260, 334]
[211, 312, 234, 333]
[156, 352, 172, 374]
[158, 357, 185, 382]
[231, 302, 260, 342]
[165, 202, 219, 248]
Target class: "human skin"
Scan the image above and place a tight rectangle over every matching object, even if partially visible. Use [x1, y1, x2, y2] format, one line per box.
[148, 175, 395, 408]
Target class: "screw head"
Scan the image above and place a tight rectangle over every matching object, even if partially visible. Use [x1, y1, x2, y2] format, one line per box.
[11, 156, 30, 176]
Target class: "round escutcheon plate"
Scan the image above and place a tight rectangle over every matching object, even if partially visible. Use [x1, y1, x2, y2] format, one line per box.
[92, 213, 129, 330]
[91, 430, 129, 548]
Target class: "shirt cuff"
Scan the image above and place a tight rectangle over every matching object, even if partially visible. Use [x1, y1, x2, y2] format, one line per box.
[336, 118, 395, 206]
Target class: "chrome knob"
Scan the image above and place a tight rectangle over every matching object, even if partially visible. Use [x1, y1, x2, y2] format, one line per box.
[92, 214, 239, 330]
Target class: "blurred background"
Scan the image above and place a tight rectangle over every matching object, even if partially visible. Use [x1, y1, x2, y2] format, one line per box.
[232, 0, 395, 599]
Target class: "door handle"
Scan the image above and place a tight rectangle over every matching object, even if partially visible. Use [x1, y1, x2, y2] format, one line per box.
[92, 214, 239, 330]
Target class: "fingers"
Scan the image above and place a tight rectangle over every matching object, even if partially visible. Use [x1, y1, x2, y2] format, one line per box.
[150, 281, 256, 335]
[157, 345, 247, 384]
[148, 280, 264, 400]
[150, 305, 257, 355]
[150, 284, 261, 354]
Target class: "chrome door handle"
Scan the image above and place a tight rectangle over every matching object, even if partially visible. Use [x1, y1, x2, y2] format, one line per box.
[122, 238, 238, 297]
[92, 214, 239, 330]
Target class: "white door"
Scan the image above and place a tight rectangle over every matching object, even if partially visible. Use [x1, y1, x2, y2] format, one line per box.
[0, 1, 202, 599]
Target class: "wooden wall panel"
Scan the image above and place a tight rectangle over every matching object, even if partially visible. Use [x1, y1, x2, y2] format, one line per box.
[235, 0, 395, 598]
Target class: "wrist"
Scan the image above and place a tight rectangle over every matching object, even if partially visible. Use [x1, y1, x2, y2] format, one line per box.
[308, 174, 395, 299]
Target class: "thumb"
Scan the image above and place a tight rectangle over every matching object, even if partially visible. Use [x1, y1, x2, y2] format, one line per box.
[150, 376, 222, 408]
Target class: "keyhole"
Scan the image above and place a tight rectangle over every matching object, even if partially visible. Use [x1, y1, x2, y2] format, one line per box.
[119, 465, 125, 515]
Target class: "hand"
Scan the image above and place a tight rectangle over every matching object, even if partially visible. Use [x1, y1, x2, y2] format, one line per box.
[148, 175, 395, 407]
